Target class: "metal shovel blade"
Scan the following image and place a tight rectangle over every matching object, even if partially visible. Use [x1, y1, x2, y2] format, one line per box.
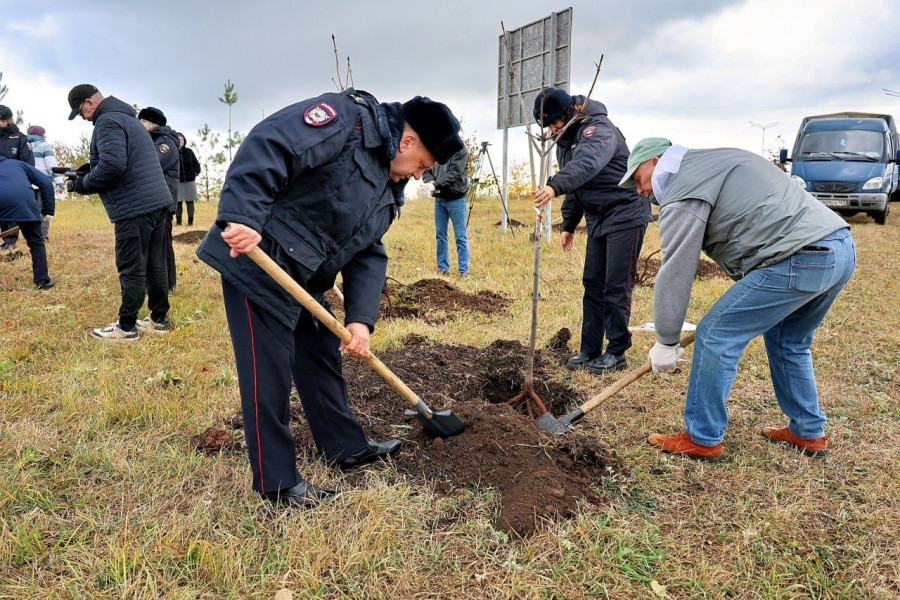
[534, 408, 585, 435]
[404, 409, 466, 439]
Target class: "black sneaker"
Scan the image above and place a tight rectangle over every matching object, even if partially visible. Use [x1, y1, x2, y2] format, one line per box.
[136, 316, 171, 334]
[91, 322, 139, 341]
[585, 352, 627, 375]
[36, 278, 56, 290]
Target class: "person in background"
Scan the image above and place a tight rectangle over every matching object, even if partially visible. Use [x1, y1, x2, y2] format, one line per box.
[26, 125, 59, 241]
[620, 138, 855, 461]
[0, 155, 55, 289]
[66, 84, 172, 340]
[138, 107, 179, 292]
[0, 104, 34, 250]
[175, 133, 201, 226]
[423, 145, 470, 276]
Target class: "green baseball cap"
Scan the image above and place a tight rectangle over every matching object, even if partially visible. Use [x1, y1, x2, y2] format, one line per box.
[619, 137, 673, 188]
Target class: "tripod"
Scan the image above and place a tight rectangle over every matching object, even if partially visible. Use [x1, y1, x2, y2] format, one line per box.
[465, 141, 510, 230]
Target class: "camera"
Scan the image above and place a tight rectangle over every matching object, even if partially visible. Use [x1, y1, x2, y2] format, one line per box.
[53, 164, 90, 192]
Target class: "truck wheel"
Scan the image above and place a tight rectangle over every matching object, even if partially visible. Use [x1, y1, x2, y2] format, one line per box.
[873, 206, 889, 225]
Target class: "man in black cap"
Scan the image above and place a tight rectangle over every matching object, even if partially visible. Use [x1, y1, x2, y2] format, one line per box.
[66, 84, 173, 340]
[138, 106, 180, 292]
[0, 104, 35, 250]
[197, 89, 464, 507]
[532, 87, 650, 375]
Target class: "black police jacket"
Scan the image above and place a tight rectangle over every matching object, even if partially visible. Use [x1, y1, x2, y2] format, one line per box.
[197, 89, 403, 331]
[149, 125, 180, 207]
[549, 97, 648, 237]
[0, 124, 35, 165]
[80, 96, 173, 223]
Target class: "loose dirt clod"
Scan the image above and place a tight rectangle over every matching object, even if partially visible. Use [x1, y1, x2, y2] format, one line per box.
[191, 428, 239, 455]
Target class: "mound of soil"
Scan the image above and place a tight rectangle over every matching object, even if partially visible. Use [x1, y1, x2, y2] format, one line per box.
[494, 219, 526, 228]
[173, 230, 207, 244]
[327, 279, 511, 324]
[223, 332, 625, 536]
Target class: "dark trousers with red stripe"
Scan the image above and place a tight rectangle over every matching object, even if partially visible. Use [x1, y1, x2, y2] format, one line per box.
[222, 278, 368, 495]
[580, 224, 646, 357]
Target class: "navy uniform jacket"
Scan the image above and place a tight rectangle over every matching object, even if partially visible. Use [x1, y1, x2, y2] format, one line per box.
[197, 89, 403, 332]
[0, 156, 54, 222]
[549, 97, 649, 237]
[149, 125, 180, 207]
[0, 124, 35, 165]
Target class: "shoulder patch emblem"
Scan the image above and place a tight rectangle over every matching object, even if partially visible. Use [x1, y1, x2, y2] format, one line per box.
[159, 143, 171, 154]
[304, 102, 337, 127]
[582, 125, 597, 138]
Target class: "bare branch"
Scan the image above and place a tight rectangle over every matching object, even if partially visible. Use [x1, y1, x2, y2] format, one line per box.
[346, 57, 354, 89]
[331, 34, 345, 91]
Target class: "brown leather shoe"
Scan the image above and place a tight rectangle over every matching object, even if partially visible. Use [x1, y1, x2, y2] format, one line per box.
[761, 426, 828, 457]
[648, 431, 724, 461]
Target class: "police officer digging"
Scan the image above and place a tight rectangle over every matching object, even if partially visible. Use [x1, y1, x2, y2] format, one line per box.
[197, 90, 464, 507]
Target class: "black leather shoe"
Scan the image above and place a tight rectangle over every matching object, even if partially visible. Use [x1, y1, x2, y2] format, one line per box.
[338, 439, 402, 470]
[585, 352, 627, 375]
[263, 480, 339, 508]
[566, 352, 597, 370]
[36, 278, 56, 290]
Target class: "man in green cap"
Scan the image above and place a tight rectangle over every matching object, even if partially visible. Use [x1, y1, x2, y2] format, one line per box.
[620, 138, 855, 461]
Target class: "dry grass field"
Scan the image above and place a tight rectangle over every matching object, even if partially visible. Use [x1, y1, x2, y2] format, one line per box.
[1, 194, 898, 599]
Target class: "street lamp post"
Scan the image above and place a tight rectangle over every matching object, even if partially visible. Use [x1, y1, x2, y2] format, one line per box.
[749, 121, 779, 157]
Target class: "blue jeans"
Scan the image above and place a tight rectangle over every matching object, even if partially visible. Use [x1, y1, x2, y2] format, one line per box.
[685, 229, 856, 446]
[435, 197, 469, 274]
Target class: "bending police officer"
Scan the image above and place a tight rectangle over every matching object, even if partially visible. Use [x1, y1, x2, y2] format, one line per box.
[197, 90, 464, 507]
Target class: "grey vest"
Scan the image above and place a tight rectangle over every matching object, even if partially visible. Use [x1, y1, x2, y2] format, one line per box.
[661, 148, 848, 279]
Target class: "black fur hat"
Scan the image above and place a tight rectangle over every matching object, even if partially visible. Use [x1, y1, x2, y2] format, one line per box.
[401, 96, 464, 164]
[533, 87, 574, 127]
[137, 106, 167, 127]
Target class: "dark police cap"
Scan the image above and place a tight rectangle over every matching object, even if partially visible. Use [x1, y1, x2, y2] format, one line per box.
[137, 106, 167, 127]
[533, 87, 574, 127]
[67, 84, 100, 120]
[401, 96, 464, 164]
[0, 105, 12, 121]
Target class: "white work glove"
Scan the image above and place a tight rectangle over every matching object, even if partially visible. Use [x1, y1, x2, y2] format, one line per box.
[649, 342, 685, 373]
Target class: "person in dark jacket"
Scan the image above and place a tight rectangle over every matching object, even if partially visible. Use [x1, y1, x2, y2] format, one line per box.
[423, 145, 470, 275]
[0, 156, 55, 288]
[0, 104, 35, 250]
[66, 84, 173, 340]
[175, 133, 201, 226]
[138, 107, 179, 291]
[197, 90, 464, 508]
[533, 87, 649, 375]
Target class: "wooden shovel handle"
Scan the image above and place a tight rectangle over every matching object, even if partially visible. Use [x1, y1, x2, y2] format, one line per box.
[246, 247, 426, 411]
[578, 331, 696, 415]
[0, 226, 20, 238]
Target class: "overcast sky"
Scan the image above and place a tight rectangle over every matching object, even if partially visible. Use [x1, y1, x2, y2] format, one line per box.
[2, 0, 899, 172]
